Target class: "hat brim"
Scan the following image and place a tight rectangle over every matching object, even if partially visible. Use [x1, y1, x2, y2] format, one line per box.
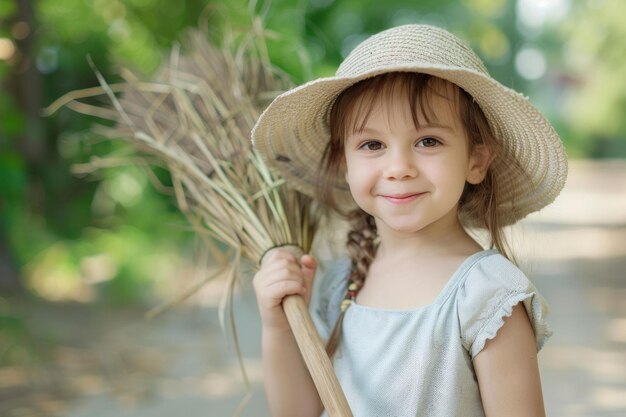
[252, 64, 567, 226]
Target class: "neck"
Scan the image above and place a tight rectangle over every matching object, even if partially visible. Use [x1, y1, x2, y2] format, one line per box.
[375, 212, 480, 261]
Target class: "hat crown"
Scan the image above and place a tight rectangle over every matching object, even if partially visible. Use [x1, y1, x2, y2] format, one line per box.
[337, 24, 489, 78]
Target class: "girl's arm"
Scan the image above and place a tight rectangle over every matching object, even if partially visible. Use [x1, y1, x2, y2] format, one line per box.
[473, 303, 547, 417]
[253, 250, 324, 417]
[262, 327, 324, 417]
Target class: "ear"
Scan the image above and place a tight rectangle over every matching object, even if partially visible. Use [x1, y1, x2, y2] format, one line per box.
[466, 144, 492, 185]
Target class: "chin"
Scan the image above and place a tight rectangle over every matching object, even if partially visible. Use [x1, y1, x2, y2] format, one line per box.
[378, 219, 430, 234]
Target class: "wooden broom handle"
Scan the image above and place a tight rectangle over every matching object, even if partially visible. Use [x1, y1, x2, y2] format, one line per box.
[265, 246, 353, 417]
[283, 295, 353, 417]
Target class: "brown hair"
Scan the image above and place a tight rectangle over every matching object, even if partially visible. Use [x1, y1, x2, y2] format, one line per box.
[318, 72, 515, 358]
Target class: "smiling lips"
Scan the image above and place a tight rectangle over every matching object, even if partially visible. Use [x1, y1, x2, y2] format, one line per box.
[381, 192, 425, 204]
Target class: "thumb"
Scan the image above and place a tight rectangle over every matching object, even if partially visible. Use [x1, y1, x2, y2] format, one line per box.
[300, 254, 318, 288]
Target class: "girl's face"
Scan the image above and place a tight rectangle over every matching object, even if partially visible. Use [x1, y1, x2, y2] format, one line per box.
[343, 82, 489, 238]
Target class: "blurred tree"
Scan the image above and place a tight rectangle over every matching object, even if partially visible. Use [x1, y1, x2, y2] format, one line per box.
[556, 0, 626, 157]
[0, 0, 27, 292]
[1, 0, 622, 304]
[1, 0, 215, 302]
[245, 0, 528, 90]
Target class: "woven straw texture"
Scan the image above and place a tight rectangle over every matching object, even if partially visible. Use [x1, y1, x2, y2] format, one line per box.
[252, 24, 568, 226]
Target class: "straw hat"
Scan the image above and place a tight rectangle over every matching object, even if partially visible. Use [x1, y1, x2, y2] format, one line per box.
[252, 24, 567, 226]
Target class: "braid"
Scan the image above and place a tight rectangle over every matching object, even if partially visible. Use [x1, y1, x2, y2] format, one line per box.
[346, 209, 378, 289]
[325, 208, 378, 358]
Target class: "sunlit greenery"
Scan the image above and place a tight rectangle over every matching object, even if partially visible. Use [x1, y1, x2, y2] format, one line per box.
[557, 0, 626, 156]
[1, 0, 624, 309]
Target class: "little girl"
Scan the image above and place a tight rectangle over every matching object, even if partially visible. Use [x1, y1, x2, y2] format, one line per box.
[251, 24, 567, 417]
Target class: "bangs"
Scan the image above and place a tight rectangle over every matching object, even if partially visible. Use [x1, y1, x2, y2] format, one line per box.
[334, 73, 463, 140]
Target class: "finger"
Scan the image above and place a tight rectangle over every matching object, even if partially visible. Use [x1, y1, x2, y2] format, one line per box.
[262, 255, 302, 277]
[261, 247, 299, 266]
[299, 255, 318, 288]
[265, 279, 307, 303]
[300, 254, 317, 270]
[262, 262, 305, 285]
[254, 270, 302, 298]
[261, 270, 307, 291]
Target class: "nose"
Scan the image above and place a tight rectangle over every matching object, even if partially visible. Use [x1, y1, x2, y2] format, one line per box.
[383, 148, 418, 180]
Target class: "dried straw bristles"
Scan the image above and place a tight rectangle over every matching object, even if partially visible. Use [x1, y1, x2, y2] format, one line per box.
[47, 28, 320, 266]
[46, 26, 323, 415]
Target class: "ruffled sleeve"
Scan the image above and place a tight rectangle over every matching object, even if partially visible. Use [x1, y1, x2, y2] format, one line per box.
[457, 254, 553, 359]
[310, 258, 351, 342]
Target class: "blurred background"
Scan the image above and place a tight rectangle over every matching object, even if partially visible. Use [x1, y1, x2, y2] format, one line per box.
[1, 0, 625, 416]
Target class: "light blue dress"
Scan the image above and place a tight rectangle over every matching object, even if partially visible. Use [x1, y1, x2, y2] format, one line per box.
[311, 250, 552, 417]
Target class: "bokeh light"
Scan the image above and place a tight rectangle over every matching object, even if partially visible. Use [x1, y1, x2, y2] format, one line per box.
[517, 0, 570, 29]
[0, 38, 16, 61]
[11, 21, 30, 40]
[515, 46, 547, 79]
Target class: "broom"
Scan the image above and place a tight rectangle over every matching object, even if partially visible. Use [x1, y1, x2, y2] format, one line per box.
[45, 19, 353, 417]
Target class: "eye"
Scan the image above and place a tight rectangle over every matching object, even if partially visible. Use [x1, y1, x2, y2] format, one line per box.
[416, 137, 441, 148]
[358, 140, 384, 151]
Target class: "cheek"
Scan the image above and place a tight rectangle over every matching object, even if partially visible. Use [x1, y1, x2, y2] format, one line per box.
[344, 167, 362, 192]
[344, 163, 375, 202]
[429, 157, 469, 196]
[343, 155, 361, 185]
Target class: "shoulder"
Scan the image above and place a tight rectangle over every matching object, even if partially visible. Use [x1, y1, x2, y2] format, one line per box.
[458, 252, 533, 300]
[457, 251, 552, 359]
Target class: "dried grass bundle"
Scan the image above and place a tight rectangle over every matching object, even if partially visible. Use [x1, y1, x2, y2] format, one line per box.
[48, 27, 318, 261]
[46, 21, 352, 417]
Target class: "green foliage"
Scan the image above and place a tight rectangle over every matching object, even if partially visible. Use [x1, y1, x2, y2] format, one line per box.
[0, 94, 24, 138]
[0, 309, 33, 366]
[0, 0, 16, 18]
[1, 0, 625, 309]
[556, 0, 626, 154]
[0, 295, 47, 369]
[0, 152, 26, 203]
[0, 0, 213, 305]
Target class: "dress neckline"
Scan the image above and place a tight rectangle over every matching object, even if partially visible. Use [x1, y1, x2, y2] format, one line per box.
[350, 249, 498, 314]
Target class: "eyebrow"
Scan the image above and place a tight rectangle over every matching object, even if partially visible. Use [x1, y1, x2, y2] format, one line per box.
[355, 123, 454, 135]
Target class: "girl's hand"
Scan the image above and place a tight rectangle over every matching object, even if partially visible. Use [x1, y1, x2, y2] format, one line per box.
[253, 248, 318, 333]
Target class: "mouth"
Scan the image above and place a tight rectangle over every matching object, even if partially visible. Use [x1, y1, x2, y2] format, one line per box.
[381, 192, 425, 204]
